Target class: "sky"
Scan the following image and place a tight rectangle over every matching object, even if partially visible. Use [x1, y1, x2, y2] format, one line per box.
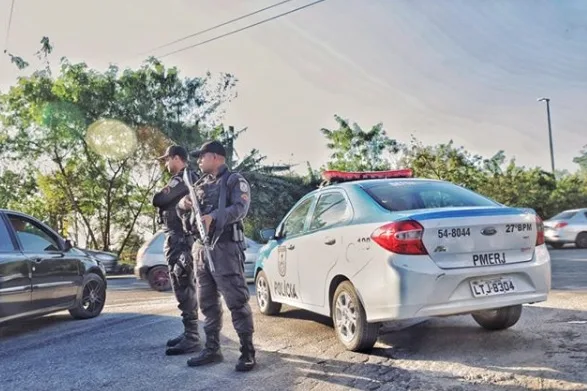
[1, 0, 586, 174]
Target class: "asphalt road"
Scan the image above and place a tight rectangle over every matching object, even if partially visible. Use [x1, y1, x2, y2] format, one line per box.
[1, 248, 587, 391]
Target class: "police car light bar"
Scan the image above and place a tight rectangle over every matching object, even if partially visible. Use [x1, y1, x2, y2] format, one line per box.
[321, 169, 414, 183]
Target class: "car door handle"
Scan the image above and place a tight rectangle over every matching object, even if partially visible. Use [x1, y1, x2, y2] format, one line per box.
[324, 237, 336, 245]
[287, 244, 295, 250]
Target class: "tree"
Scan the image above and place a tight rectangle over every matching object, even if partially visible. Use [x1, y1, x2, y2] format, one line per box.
[321, 115, 400, 171]
[573, 145, 587, 173]
[1, 38, 237, 254]
[400, 137, 491, 190]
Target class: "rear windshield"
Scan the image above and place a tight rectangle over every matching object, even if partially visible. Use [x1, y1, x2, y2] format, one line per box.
[550, 211, 577, 220]
[362, 181, 499, 212]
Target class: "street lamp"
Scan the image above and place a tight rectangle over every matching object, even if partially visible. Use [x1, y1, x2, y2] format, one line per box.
[537, 97, 555, 174]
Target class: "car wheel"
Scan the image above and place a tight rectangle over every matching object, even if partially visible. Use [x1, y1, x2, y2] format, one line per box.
[148, 265, 171, 291]
[550, 243, 564, 249]
[69, 273, 107, 320]
[332, 281, 379, 352]
[575, 232, 587, 249]
[255, 270, 281, 315]
[471, 305, 522, 330]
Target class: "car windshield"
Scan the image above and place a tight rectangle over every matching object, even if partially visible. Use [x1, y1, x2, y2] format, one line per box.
[362, 180, 499, 212]
[549, 211, 577, 220]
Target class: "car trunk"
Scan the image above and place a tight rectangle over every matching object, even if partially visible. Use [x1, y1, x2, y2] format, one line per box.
[412, 207, 538, 269]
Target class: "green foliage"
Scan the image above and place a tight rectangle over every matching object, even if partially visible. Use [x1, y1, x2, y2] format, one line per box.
[1, 38, 236, 253]
[321, 115, 400, 171]
[323, 117, 587, 220]
[241, 172, 316, 241]
[573, 145, 587, 173]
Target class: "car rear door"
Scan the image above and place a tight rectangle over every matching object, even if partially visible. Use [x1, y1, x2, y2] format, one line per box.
[6, 213, 81, 310]
[0, 212, 33, 321]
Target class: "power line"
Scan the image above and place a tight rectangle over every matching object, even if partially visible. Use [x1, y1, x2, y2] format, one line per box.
[139, 0, 295, 57]
[3, 0, 16, 51]
[157, 0, 328, 59]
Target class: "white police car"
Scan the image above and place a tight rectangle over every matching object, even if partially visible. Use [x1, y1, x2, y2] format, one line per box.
[254, 169, 551, 352]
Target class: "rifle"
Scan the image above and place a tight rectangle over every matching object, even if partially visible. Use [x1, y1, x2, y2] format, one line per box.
[183, 168, 216, 272]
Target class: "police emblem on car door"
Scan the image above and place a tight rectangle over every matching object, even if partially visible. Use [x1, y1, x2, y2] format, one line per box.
[277, 246, 287, 277]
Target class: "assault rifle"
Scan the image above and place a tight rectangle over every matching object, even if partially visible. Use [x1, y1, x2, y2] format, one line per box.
[183, 168, 216, 272]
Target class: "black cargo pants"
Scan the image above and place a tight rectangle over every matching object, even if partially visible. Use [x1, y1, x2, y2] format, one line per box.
[193, 240, 254, 338]
[164, 232, 199, 340]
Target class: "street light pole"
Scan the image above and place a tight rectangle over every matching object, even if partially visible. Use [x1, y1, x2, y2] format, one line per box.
[538, 97, 555, 175]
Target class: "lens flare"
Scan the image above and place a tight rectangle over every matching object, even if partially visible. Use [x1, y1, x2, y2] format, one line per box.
[86, 119, 138, 160]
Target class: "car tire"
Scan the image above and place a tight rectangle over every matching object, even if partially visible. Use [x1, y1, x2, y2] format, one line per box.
[69, 273, 107, 320]
[471, 304, 522, 330]
[255, 270, 281, 315]
[575, 232, 587, 249]
[550, 243, 564, 249]
[332, 281, 379, 352]
[148, 265, 171, 292]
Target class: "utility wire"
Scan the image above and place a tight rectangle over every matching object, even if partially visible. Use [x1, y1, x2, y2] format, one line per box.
[157, 0, 327, 59]
[3, 0, 16, 51]
[138, 0, 295, 57]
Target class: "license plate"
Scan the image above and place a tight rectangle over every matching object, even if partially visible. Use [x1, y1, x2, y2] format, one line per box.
[470, 277, 516, 298]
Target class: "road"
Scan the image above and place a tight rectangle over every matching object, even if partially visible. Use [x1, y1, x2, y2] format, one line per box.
[1, 248, 587, 391]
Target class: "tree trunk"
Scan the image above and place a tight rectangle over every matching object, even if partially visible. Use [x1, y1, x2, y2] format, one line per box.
[53, 150, 99, 248]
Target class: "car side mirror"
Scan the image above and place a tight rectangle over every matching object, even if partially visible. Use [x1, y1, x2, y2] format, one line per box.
[259, 228, 276, 242]
[63, 239, 73, 251]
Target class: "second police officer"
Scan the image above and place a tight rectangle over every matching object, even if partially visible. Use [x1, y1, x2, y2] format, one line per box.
[152, 145, 201, 356]
[177, 140, 257, 372]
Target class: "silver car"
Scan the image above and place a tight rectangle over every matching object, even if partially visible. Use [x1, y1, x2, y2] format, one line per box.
[134, 230, 261, 291]
[544, 208, 587, 249]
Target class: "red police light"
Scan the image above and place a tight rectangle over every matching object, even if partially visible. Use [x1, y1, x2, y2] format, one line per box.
[321, 169, 414, 183]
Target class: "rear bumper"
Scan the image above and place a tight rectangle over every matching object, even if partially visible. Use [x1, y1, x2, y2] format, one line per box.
[545, 229, 575, 244]
[355, 245, 551, 323]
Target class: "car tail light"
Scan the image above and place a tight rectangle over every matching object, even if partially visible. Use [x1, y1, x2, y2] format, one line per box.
[371, 220, 428, 255]
[536, 215, 545, 246]
[554, 222, 568, 229]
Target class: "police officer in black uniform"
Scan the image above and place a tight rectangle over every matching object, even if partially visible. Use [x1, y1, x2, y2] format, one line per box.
[152, 145, 201, 356]
[177, 140, 256, 372]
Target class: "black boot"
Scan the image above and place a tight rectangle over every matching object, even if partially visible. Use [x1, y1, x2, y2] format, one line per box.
[235, 333, 256, 372]
[166, 332, 184, 347]
[187, 331, 223, 367]
[165, 335, 201, 355]
[166, 319, 201, 355]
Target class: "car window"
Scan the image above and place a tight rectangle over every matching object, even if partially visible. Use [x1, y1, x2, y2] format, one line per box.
[550, 211, 578, 220]
[0, 217, 15, 252]
[148, 232, 165, 253]
[309, 192, 350, 231]
[363, 181, 498, 212]
[282, 197, 314, 238]
[8, 215, 61, 252]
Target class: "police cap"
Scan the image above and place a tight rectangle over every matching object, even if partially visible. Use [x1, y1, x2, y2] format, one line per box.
[157, 145, 188, 161]
[190, 140, 226, 158]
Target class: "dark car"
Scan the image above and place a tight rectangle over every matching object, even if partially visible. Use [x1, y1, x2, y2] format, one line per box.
[0, 209, 107, 325]
[81, 249, 119, 274]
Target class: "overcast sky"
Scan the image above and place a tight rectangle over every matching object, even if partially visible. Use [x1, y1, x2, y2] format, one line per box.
[2, 0, 586, 173]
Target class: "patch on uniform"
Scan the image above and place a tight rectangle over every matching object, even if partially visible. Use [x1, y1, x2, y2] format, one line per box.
[241, 193, 249, 201]
[239, 180, 249, 192]
[196, 188, 205, 201]
[162, 186, 170, 194]
[169, 178, 180, 188]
